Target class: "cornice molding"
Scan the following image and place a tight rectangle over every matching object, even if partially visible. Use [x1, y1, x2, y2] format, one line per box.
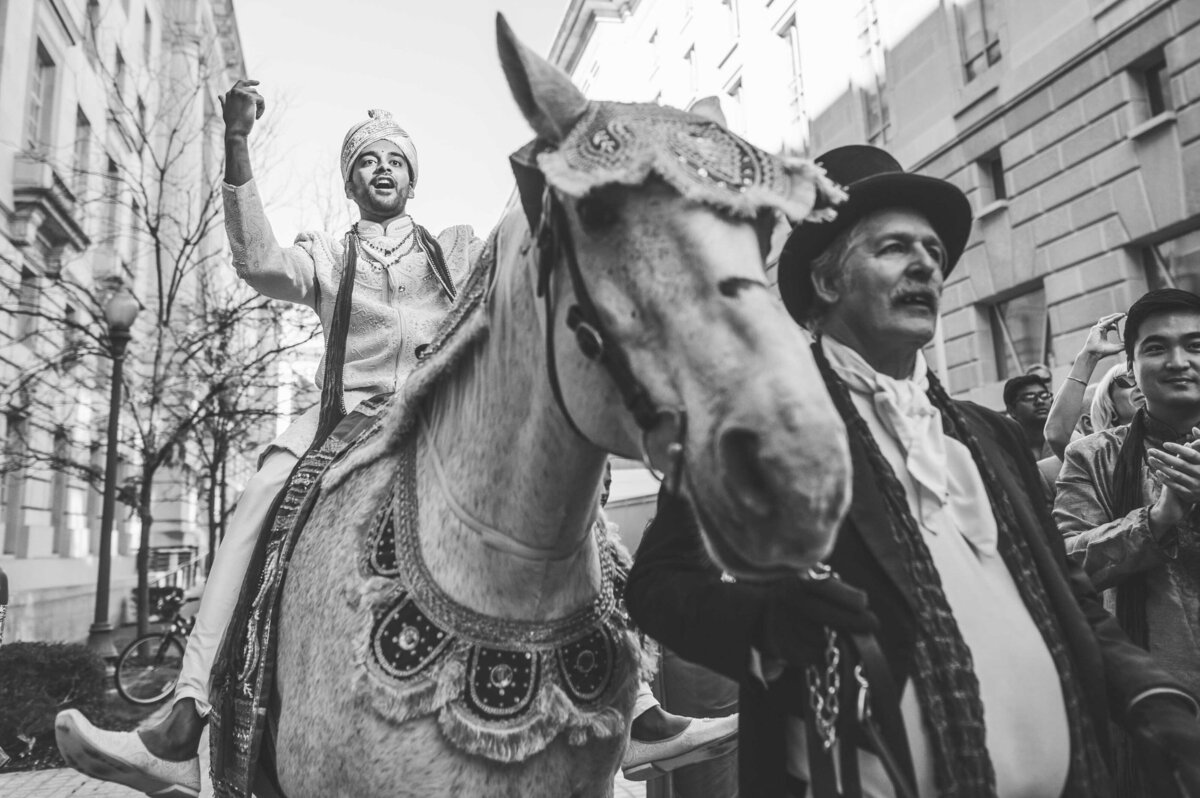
[548, 0, 639, 75]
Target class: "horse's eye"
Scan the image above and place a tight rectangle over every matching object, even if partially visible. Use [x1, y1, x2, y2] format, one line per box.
[575, 195, 618, 232]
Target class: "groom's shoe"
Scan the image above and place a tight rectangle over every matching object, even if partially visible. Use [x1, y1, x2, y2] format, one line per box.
[55, 709, 201, 798]
[621, 713, 739, 781]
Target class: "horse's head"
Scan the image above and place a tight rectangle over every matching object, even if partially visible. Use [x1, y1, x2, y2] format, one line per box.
[497, 16, 851, 579]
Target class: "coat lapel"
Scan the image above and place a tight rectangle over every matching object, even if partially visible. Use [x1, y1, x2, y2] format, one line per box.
[843, 431, 918, 613]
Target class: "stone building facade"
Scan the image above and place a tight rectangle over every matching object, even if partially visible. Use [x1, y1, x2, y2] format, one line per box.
[0, 0, 247, 641]
[549, 0, 1200, 406]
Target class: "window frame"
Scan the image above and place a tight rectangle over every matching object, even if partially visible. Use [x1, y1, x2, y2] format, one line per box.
[986, 283, 1051, 380]
[956, 0, 1002, 83]
[25, 40, 57, 151]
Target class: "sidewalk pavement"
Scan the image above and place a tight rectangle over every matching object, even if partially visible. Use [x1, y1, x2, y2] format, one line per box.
[0, 726, 649, 798]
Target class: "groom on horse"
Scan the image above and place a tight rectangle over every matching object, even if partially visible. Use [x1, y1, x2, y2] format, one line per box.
[55, 79, 479, 797]
[55, 79, 732, 797]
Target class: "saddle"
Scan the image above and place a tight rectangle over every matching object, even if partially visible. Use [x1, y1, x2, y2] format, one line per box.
[208, 395, 390, 798]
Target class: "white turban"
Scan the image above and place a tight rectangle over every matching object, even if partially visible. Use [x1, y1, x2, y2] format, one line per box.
[340, 109, 418, 187]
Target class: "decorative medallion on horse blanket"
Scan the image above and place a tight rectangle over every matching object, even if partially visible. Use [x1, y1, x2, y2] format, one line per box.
[356, 440, 637, 763]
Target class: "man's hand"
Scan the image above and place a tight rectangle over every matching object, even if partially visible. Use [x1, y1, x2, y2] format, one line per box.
[1128, 694, 1200, 797]
[1151, 483, 1194, 538]
[1148, 434, 1200, 536]
[757, 574, 878, 666]
[220, 79, 265, 139]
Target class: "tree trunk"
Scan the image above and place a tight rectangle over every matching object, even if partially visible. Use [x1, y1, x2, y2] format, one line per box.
[135, 465, 156, 638]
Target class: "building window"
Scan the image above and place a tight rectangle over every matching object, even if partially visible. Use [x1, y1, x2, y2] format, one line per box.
[144, 11, 154, 63]
[63, 304, 81, 365]
[1131, 54, 1173, 120]
[721, 0, 740, 40]
[858, 0, 889, 144]
[51, 427, 70, 554]
[1142, 229, 1200, 295]
[685, 45, 698, 93]
[2, 410, 28, 555]
[17, 268, 40, 340]
[84, 0, 101, 64]
[725, 78, 745, 133]
[987, 284, 1050, 379]
[979, 151, 1007, 204]
[129, 201, 142, 267]
[104, 156, 121, 243]
[73, 108, 92, 196]
[579, 61, 600, 95]
[956, 0, 1001, 82]
[26, 41, 56, 150]
[779, 18, 808, 153]
[114, 47, 127, 98]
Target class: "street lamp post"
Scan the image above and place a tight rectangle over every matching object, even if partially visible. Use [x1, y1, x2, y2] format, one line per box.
[85, 285, 139, 658]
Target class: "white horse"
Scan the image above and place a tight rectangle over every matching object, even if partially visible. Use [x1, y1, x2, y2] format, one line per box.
[218, 16, 852, 798]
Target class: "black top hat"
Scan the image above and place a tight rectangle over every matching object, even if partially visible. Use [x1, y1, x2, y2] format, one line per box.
[777, 145, 973, 322]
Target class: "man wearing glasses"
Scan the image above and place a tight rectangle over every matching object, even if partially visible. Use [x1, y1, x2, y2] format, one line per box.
[1004, 373, 1054, 460]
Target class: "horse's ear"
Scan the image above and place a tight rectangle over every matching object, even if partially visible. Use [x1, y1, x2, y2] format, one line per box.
[497, 13, 588, 146]
[689, 96, 728, 127]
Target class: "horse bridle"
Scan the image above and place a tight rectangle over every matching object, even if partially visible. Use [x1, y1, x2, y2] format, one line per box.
[533, 184, 687, 491]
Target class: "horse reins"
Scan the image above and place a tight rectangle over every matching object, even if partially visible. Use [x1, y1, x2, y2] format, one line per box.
[533, 185, 687, 490]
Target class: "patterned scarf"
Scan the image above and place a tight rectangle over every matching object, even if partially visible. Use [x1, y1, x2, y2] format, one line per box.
[812, 340, 1109, 798]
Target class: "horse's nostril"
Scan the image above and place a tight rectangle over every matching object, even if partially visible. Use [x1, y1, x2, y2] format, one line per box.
[718, 426, 775, 519]
[718, 277, 765, 298]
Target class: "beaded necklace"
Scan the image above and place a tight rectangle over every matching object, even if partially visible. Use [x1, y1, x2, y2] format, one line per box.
[354, 223, 418, 271]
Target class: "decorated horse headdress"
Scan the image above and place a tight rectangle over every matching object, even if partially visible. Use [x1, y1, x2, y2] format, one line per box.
[510, 100, 843, 242]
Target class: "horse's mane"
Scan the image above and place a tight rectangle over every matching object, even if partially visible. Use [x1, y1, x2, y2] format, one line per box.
[323, 204, 519, 490]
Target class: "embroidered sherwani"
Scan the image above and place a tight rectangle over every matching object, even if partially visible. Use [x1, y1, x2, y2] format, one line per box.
[223, 178, 481, 456]
[174, 181, 481, 717]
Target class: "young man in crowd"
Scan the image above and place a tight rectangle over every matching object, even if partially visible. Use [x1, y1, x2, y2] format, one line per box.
[1056, 287, 1200, 795]
[1004, 373, 1054, 461]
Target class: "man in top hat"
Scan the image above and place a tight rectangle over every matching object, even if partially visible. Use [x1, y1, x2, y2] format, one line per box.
[625, 144, 1200, 797]
[54, 79, 481, 797]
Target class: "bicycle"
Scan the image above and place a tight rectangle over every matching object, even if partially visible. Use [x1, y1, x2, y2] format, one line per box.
[114, 590, 198, 705]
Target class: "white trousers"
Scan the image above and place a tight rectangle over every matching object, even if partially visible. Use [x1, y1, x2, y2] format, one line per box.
[174, 448, 298, 717]
[633, 678, 659, 718]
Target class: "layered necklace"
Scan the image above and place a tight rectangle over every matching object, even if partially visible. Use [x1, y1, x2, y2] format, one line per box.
[355, 221, 419, 271]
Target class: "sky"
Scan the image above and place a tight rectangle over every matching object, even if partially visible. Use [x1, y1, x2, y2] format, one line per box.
[232, 0, 571, 241]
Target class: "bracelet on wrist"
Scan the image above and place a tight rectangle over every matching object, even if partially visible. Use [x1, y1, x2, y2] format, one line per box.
[1066, 376, 1088, 387]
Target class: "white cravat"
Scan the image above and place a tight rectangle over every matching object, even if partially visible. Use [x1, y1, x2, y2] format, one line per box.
[824, 337, 950, 511]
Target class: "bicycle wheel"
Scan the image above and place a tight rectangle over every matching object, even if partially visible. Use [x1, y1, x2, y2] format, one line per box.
[115, 633, 185, 705]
